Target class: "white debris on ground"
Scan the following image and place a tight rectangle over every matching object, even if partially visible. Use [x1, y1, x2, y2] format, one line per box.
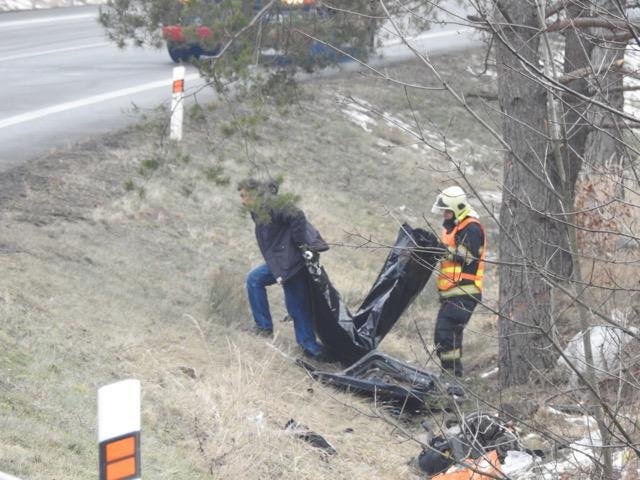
[0, 0, 103, 11]
[557, 321, 638, 384]
[497, 405, 637, 479]
[246, 411, 264, 432]
[483, 407, 640, 479]
[504, 436, 603, 479]
[502, 450, 535, 476]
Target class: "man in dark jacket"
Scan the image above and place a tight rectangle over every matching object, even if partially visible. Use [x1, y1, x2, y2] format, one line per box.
[238, 178, 325, 359]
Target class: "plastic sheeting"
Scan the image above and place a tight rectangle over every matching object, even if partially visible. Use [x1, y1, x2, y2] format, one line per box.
[305, 223, 441, 363]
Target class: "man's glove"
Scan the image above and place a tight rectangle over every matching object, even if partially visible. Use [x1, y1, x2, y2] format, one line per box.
[303, 250, 319, 262]
[429, 244, 452, 261]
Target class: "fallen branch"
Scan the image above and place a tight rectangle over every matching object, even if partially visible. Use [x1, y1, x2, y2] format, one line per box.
[558, 59, 624, 84]
[547, 17, 631, 33]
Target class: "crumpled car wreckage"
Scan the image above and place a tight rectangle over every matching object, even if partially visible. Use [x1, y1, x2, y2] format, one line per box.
[418, 411, 522, 476]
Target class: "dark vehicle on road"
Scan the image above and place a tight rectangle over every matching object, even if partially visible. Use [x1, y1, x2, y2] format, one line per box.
[161, 0, 364, 66]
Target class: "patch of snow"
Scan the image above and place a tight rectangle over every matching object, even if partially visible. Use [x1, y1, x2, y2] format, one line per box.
[544, 406, 596, 426]
[568, 436, 602, 465]
[340, 94, 426, 139]
[565, 415, 598, 430]
[375, 139, 395, 149]
[545, 406, 568, 417]
[465, 64, 497, 78]
[445, 424, 461, 436]
[341, 108, 375, 132]
[624, 47, 640, 119]
[480, 367, 498, 378]
[337, 95, 377, 133]
[478, 190, 502, 203]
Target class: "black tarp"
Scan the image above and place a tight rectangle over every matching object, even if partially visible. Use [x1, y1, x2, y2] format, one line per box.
[305, 223, 441, 363]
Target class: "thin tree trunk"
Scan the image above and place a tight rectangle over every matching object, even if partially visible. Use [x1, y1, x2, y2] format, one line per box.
[562, 2, 594, 201]
[582, 1, 627, 183]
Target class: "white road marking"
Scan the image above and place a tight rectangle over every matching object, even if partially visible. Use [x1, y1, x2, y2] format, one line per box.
[0, 13, 96, 29]
[0, 73, 202, 130]
[0, 27, 476, 132]
[0, 42, 110, 62]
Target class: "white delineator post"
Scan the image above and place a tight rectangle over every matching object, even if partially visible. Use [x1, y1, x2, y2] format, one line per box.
[170, 66, 186, 141]
[98, 379, 141, 480]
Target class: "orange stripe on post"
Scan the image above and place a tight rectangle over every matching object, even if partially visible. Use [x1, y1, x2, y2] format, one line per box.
[105, 436, 136, 462]
[172, 79, 184, 93]
[106, 457, 137, 480]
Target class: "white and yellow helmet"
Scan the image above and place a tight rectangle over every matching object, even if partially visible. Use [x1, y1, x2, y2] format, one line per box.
[431, 186, 470, 219]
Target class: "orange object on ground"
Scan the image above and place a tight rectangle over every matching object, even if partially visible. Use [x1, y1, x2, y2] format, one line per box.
[432, 450, 503, 480]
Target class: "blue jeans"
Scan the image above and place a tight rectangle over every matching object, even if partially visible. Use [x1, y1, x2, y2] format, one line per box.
[246, 263, 322, 356]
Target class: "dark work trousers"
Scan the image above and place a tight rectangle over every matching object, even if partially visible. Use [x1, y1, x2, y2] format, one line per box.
[434, 294, 480, 377]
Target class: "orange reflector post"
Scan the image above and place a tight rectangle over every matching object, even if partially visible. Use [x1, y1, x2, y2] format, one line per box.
[99, 432, 140, 480]
[172, 79, 184, 94]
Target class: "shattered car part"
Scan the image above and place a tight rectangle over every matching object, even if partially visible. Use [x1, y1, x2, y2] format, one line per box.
[284, 419, 337, 456]
[301, 350, 442, 407]
[304, 223, 441, 363]
[418, 412, 522, 475]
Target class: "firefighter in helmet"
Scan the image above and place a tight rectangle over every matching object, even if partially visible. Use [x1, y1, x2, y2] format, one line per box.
[431, 186, 485, 379]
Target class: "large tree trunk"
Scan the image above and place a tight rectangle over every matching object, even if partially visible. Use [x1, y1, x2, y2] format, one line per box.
[495, 1, 566, 386]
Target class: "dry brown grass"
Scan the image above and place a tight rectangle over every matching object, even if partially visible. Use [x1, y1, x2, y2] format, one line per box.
[0, 52, 499, 478]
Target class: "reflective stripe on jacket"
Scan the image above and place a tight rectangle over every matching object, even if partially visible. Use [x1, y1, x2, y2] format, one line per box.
[437, 216, 485, 297]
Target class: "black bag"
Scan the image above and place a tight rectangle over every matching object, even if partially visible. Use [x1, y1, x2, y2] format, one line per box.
[303, 223, 441, 363]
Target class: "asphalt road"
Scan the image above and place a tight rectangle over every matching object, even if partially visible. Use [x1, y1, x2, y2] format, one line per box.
[0, 4, 477, 169]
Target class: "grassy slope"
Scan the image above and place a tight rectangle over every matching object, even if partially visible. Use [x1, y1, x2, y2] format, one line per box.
[0, 51, 504, 479]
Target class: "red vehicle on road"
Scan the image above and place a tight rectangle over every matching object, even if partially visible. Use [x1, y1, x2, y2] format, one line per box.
[162, 21, 219, 63]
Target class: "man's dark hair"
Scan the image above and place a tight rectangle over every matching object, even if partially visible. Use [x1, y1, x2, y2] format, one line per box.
[237, 178, 279, 195]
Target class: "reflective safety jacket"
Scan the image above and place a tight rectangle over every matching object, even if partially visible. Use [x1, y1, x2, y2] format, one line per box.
[437, 216, 486, 298]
